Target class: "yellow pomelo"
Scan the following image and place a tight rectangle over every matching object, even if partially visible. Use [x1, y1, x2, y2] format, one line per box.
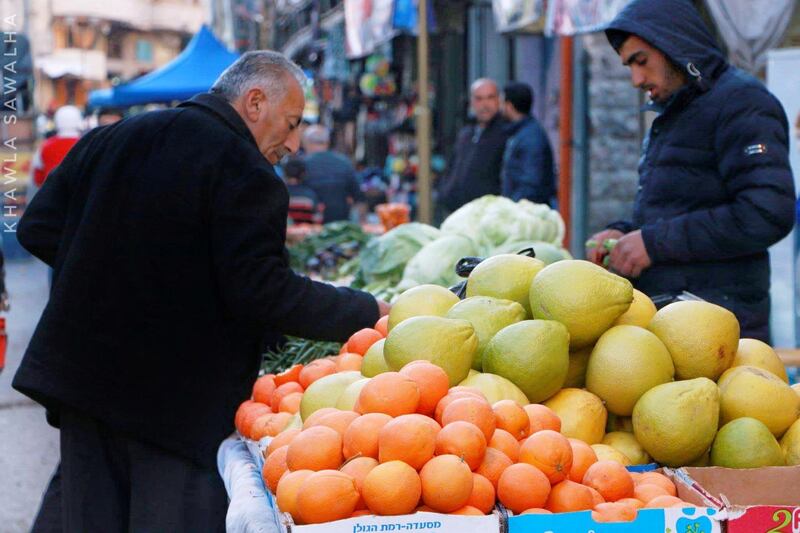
[688, 450, 710, 467]
[564, 346, 592, 388]
[383, 316, 477, 386]
[445, 296, 527, 370]
[632, 378, 720, 467]
[466, 254, 545, 316]
[482, 320, 569, 403]
[718, 365, 800, 437]
[544, 388, 607, 445]
[780, 418, 800, 466]
[731, 339, 788, 382]
[794, 383, 800, 399]
[602, 432, 651, 465]
[285, 412, 303, 431]
[388, 284, 460, 331]
[647, 301, 739, 380]
[458, 372, 530, 405]
[336, 378, 370, 411]
[606, 414, 634, 434]
[586, 325, 675, 416]
[710, 417, 784, 468]
[361, 339, 391, 377]
[529, 260, 633, 349]
[591, 444, 632, 466]
[299, 371, 363, 421]
[613, 289, 657, 327]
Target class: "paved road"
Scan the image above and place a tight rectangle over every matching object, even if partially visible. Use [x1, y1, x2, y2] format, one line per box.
[0, 258, 58, 533]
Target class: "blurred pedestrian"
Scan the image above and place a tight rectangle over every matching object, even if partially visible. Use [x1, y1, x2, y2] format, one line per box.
[302, 124, 365, 223]
[17, 51, 387, 532]
[96, 106, 124, 126]
[436, 78, 510, 220]
[283, 157, 324, 225]
[500, 82, 555, 206]
[31, 105, 82, 189]
[586, 0, 795, 341]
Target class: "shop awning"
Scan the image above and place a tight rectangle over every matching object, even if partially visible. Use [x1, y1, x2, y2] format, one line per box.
[87, 25, 239, 108]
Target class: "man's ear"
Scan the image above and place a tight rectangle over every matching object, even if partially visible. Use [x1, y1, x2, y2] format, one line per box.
[242, 88, 266, 122]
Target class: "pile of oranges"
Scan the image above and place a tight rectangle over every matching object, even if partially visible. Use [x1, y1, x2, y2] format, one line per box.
[235, 340, 696, 525]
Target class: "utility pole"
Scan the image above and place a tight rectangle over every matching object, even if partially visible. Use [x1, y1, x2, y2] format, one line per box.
[415, 0, 432, 224]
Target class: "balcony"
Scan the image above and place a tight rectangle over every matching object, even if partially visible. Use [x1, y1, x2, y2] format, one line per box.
[50, 0, 205, 34]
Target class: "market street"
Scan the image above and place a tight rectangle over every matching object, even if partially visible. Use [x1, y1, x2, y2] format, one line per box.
[0, 258, 58, 533]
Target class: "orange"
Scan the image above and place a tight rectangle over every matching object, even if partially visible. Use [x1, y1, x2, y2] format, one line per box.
[523, 404, 561, 434]
[378, 414, 437, 470]
[441, 397, 497, 442]
[567, 438, 598, 483]
[339, 342, 350, 354]
[637, 472, 677, 497]
[343, 413, 393, 460]
[248, 414, 275, 440]
[545, 480, 595, 513]
[234, 400, 258, 432]
[357, 372, 420, 417]
[399, 361, 450, 417]
[434, 391, 484, 424]
[496, 463, 551, 514]
[286, 426, 343, 472]
[587, 486, 606, 506]
[488, 429, 521, 462]
[252, 412, 293, 439]
[467, 473, 495, 515]
[336, 353, 363, 372]
[592, 501, 638, 523]
[278, 392, 303, 415]
[450, 506, 484, 516]
[582, 460, 634, 502]
[475, 447, 513, 489]
[448, 386, 486, 399]
[362, 460, 422, 516]
[351, 510, 371, 518]
[274, 364, 303, 387]
[347, 328, 384, 355]
[618, 497, 646, 509]
[298, 359, 337, 389]
[634, 483, 670, 504]
[302, 407, 339, 429]
[645, 495, 687, 509]
[409, 413, 442, 437]
[519, 430, 573, 484]
[271, 382, 304, 413]
[275, 469, 313, 521]
[434, 421, 487, 471]
[252, 374, 277, 405]
[311, 410, 360, 437]
[262, 445, 290, 493]
[521, 508, 552, 515]
[238, 402, 272, 436]
[420, 455, 474, 513]
[295, 470, 360, 524]
[340, 457, 379, 510]
[374, 315, 389, 337]
[493, 400, 530, 440]
[267, 428, 301, 457]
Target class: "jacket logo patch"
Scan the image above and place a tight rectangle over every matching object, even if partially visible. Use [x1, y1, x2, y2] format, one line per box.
[744, 143, 768, 156]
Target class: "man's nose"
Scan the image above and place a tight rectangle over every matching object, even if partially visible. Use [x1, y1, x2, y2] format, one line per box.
[631, 68, 645, 89]
[285, 129, 301, 154]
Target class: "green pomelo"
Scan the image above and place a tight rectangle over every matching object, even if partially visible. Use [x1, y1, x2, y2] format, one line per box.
[388, 284, 460, 331]
[602, 432, 651, 465]
[361, 339, 391, 377]
[780, 418, 800, 466]
[458, 372, 530, 405]
[336, 378, 370, 411]
[466, 254, 545, 316]
[564, 346, 592, 388]
[299, 371, 363, 421]
[711, 417, 784, 468]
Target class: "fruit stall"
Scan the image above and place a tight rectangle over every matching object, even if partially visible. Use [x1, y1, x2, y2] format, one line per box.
[218, 195, 800, 532]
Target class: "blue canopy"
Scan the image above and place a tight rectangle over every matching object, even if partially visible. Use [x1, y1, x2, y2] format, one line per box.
[88, 26, 239, 108]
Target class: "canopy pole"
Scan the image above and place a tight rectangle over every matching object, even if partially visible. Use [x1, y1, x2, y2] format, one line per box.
[416, 0, 433, 224]
[558, 36, 574, 248]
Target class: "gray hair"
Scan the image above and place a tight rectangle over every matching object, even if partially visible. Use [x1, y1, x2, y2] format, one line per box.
[303, 124, 330, 146]
[470, 78, 498, 95]
[211, 51, 306, 102]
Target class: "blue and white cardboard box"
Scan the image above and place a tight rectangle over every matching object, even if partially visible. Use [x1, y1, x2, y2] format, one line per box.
[507, 507, 724, 533]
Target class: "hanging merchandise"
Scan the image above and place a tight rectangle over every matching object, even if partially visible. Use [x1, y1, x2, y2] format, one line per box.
[344, 0, 397, 59]
[392, 0, 437, 34]
[545, 0, 631, 36]
[321, 23, 350, 81]
[704, 0, 796, 75]
[492, 0, 548, 34]
[301, 70, 320, 123]
[359, 54, 397, 97]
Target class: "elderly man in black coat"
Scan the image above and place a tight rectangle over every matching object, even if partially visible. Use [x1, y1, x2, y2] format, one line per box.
[16, 51, 387, 532]
[587, 0, 795, 342]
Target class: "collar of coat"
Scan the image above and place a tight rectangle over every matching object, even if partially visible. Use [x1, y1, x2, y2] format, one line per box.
[179, 93, 259, 148]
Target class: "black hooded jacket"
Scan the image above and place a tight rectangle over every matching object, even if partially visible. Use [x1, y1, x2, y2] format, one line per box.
[605, 0, 795, 341]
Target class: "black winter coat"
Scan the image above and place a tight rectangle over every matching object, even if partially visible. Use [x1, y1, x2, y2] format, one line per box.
[13, 94, 378, 468]
[605, 0, 796, 341]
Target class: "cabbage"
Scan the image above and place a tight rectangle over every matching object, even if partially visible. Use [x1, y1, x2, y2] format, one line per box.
[401, 234, 479, 288]
[440, 195, 564, 252]
[358, 223, 441, 285]
[491, 241, 573, 264]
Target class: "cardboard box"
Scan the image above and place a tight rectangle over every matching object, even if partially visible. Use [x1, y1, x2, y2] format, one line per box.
[669, 466, 800, 533]
[275, 510, 502, 533]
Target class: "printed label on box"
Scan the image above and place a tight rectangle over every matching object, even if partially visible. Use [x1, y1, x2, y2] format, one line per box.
[285, 511, 500, 533]
[726, 506, 800, 533]
[507, 507, 722, 533]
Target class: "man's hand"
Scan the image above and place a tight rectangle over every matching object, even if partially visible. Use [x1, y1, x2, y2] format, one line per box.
[586, 229, 624, 265]
[608, 230, 652, 278]
[377, 299, 391, 317]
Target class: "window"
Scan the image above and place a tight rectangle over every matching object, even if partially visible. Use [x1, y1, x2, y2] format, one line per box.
[107, 34, 123, 59]
[136, 39, 153, 62]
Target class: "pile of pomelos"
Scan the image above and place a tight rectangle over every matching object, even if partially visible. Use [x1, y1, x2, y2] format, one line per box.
[239, 352, 695, 525]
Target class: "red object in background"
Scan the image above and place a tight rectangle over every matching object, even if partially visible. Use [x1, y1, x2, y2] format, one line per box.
[33, 136, 79, 186]
[0, 317, 6, 372]
[726, 505, 800, 533]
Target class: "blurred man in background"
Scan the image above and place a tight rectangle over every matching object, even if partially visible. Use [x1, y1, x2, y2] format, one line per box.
[283, 157, 324, 225]
[302, 124, 365, 223]
[501, 82, 555, 206]
[32, 105, 83, 189]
